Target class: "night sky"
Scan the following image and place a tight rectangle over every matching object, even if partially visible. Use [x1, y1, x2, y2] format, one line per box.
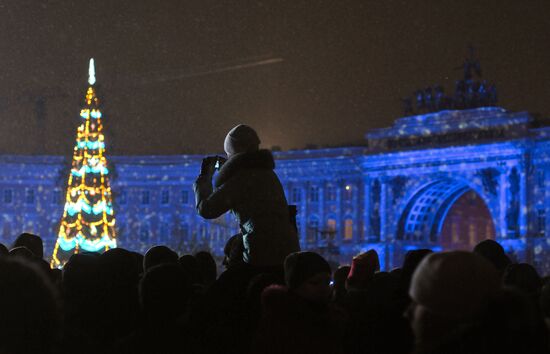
[1, 0, 549, 155]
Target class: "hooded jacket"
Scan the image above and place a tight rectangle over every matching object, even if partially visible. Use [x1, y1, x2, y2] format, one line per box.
[194, 149, 300, 266]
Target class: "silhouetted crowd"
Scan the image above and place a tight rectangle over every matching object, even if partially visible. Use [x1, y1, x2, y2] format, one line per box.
[2, 233, 550, 354]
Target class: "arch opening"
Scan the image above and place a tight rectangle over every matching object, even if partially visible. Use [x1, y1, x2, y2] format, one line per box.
[397, 179, 495, 250]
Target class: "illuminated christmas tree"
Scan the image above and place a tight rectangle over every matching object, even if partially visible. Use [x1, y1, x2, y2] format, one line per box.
[51, 59, 117, 268]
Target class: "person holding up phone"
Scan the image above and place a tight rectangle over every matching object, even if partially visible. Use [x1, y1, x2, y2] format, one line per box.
[193, 124, 300, 267]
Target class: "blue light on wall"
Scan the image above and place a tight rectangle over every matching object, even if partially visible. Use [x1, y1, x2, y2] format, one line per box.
[0, 107, 549, 273]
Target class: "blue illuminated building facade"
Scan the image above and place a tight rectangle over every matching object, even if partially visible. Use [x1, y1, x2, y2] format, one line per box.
[1, 106, 550, 272]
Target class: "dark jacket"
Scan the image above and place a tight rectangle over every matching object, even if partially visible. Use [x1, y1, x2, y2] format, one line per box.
[194, 149, 300, 266]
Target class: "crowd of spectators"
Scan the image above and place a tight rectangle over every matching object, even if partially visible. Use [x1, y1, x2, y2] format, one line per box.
[1, 233, 550, 354]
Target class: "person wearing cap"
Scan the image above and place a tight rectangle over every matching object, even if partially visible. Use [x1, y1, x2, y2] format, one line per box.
[284, 251, 333, 304]
[406, 251, 500, 354]
[193, 124, 300, 267]
[252, 252, 344, 354]
[473, 239, 511, 274]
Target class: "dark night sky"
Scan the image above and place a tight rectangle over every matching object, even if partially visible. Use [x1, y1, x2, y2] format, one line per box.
[0, 0, 549, 155]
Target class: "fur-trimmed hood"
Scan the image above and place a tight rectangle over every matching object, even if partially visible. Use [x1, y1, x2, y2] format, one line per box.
[215, 149, 275, 187]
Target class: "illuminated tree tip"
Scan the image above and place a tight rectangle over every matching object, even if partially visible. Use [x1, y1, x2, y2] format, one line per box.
[88, 58, 96, 85]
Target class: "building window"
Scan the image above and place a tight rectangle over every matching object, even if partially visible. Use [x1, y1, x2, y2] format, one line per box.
[141, 190, 150, 205]
[3, 190, 12, 204]
[326, 186, 336, 201]
[309, 186, 320, 202]
[181, 190, 189, 204]
[161, 190, 170, 205]
[538, 209, 546, 236]
[25, 189, 35, 204]
[327, 219, 337, 231]
[291, 187, 301, 203]
[327, 218, 337, 242]
[118, 190, 127, 205]
[344, 218, 353, 240]
[307, 216, 319, 243]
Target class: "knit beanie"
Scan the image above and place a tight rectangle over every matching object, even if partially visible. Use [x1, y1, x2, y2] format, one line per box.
[223, 124, 261, 157]
[347, 249, 380, 287]
[284, 252, 331, 290]
[410, 251, 499, 320]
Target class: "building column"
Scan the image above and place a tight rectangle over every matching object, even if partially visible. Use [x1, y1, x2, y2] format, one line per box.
[381, 178, 395, 270]
[544, 168, 549, 238]
[318, 185, 324, 245]
[498, 171, 507, 239]
[336, 181, 343, 245]
[519, 168, 528, 238]
[380, 179, 388, 242]
[300, 184, 306, 247]
[363, 177, 370, 241]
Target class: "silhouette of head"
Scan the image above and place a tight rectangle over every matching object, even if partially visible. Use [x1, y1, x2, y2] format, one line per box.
[0, 257, 60, 354]
[178, 254, 201, 285]
[407, 251, 499, 351]
[99, 248, 139, 286]
[63, 253, 100, 294]
[12, 233, 43, 259]
[473, 239, 511, 273]
[194, 251, 217, 286]
[144, 245, 178, 271]
[401, 249, 433, 288]
[140, 263, 191, 322]
[284, 251, 332, 304]
[224, 124, 261, 157]
[97, 248, 140, 343]
[346, 249, 380, 290]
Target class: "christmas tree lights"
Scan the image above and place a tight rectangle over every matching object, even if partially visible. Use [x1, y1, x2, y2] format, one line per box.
[51, 59, 117, 268]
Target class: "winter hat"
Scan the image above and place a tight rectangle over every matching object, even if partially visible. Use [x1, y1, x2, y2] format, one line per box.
[223, 124, 261, 157]
[410, 251, 499, 320]
[9, 246, 35, 260]
[346, 249, 380, 288]
[13, 233, 43, 259]
[284, 251, 331, 290]
[473, 239, 511, 273]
